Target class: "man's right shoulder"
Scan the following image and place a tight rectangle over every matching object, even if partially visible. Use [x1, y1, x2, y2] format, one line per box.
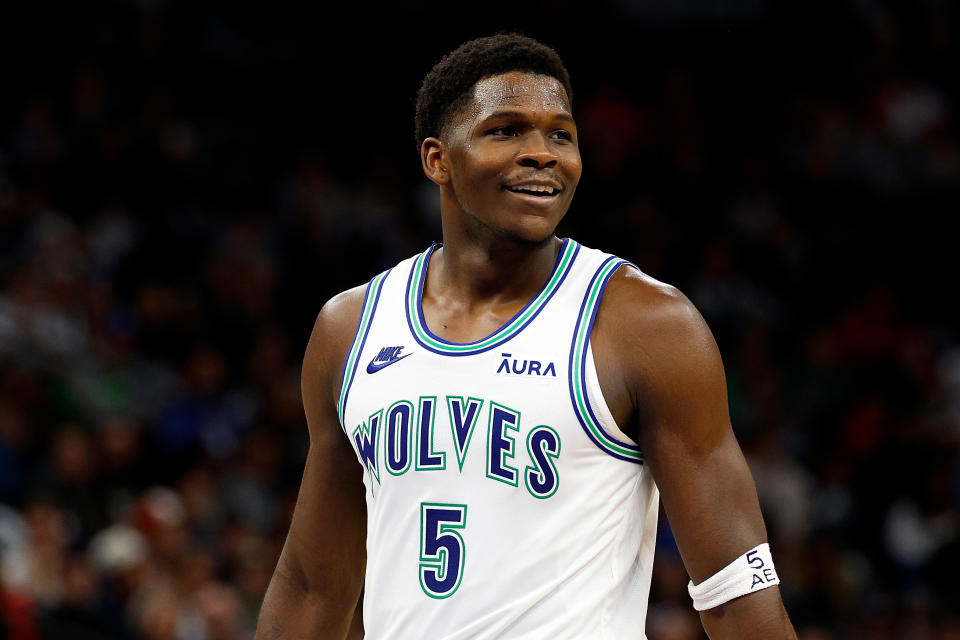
[314, 284, 369, 341]
[303, 283, 370, 407]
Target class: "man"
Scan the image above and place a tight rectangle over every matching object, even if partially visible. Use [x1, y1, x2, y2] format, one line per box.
[257, 34, 796, 639]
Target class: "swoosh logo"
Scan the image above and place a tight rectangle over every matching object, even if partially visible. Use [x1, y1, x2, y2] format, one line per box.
[366, 352, 412, 374]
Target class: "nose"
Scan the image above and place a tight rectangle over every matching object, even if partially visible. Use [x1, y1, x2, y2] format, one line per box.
[517, 132, 557, 169]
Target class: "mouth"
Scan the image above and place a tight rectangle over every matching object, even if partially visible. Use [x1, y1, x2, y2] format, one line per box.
[502, 183, 563, 203]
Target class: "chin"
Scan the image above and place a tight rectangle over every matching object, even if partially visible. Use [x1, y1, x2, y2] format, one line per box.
[499, 219, 560, 247]
[458, 201, 566, 247]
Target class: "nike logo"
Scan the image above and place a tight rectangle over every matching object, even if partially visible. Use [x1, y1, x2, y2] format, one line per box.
[366, 346, 412, 374]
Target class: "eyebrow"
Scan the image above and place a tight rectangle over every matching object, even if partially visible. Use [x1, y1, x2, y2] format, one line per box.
[481, 109, 575, 124]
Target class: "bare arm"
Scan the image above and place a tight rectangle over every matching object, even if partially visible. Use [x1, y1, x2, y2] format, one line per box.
[256, 287, 368, 640]
[593, 268, 796, 639]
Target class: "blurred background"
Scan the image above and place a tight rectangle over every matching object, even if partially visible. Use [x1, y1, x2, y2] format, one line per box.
[1, 1, 958, 638]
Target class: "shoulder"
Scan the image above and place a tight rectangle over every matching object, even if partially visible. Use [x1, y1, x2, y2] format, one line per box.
[592, 264, 725, 415]
[302, 284, 370, 408]
[312, 284, 369, 343]
[596, 264, 712, 354]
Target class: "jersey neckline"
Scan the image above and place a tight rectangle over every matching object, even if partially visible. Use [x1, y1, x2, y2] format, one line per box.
[404, 238, 580, 356]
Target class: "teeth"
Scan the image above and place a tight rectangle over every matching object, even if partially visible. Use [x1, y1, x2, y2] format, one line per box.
[510, 185, 556, 195]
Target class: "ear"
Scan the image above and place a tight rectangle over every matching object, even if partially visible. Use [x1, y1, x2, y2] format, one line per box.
[421, 137, 449, 186]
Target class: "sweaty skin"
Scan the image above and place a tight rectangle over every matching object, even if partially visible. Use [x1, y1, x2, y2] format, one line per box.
[255, 71, 796, 639]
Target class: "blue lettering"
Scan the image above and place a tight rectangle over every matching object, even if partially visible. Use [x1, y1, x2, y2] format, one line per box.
[496, 353, 511, 374]
[385, 402, 413, 475]
[525, 426, 560, 498]
[487, 404, 519, 485]
[352, 411, 381, 487]
[528, 360, 542, 375]
[420, 505, 466, 597]
[746, 550, 764, 569]
[751, 574, 765, 588]
[417, 397, 445, 469]
[447, 397, 483, 472]
[543, 362, 556, 377]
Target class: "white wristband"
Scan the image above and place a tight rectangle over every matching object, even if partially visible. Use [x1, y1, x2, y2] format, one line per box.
[687, 542, 780, 611]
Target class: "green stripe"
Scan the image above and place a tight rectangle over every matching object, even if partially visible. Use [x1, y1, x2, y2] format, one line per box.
[408, 241, 577, 353]
[338, 271, 386, 425]
[572, 260, 643, 460]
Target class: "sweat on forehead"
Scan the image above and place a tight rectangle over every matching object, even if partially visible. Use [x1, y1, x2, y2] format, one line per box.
[474, 73, 569, 106]
[443, 72, 571, 137]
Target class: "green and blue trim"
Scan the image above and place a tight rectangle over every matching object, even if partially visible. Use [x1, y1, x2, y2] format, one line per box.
[337, 269, 390, 431]
[568, 257, 644, 464]
[405, 238, 580, 356]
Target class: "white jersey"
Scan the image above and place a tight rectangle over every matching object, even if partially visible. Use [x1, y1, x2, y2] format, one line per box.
[337, 239, 659, 639]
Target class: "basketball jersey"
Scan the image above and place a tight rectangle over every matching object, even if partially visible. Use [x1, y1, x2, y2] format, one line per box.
[337, 238, 659, 639]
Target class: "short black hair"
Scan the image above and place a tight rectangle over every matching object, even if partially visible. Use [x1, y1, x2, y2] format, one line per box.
[415, 33, 573, 148]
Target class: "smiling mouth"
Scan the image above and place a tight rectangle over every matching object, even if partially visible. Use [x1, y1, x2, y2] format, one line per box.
[504, 185, 560, 197]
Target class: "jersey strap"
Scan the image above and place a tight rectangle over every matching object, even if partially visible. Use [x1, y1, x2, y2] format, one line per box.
[568, 257, 644, 464]
[337, 268, 391, 430]
[404, 238, 580, 356]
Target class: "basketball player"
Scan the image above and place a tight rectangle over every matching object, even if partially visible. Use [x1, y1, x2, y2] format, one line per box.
[256, 34, 797, 639]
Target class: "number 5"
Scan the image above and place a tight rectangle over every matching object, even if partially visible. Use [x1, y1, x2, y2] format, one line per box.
[419, 502, 468, 598]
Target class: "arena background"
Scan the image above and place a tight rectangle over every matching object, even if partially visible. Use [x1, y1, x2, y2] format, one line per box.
[1, 2, 958, 638]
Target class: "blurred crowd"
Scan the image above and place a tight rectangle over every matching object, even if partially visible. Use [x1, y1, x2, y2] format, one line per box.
[1, 2, 959, 639]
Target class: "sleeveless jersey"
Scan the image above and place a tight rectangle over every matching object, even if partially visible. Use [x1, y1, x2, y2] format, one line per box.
[337, 239, 660, 639]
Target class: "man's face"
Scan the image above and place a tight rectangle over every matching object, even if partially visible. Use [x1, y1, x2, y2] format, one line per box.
[441, 71, 581, 245]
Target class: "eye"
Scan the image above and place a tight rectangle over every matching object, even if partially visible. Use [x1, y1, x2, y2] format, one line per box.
[551, 129, 573, 141]
[488, 126, 519, 137]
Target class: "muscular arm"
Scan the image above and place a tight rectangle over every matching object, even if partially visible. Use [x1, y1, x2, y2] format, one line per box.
[256, 287, 367, 640]
[593, 268, 796, 639]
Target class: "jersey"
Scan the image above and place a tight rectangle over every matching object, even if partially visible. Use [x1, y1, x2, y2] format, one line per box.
[337, 238, 660, 639]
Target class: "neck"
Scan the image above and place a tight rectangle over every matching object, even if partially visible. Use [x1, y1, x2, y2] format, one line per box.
[431, 223, 562, 308]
